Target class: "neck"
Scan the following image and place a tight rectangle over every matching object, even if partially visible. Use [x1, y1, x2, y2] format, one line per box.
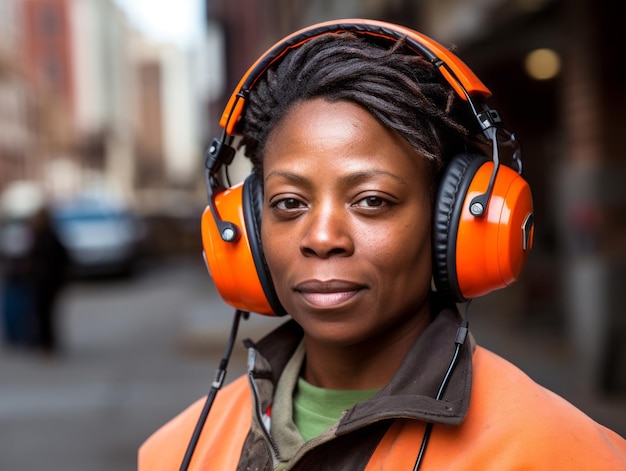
[302, 309, 431, 390]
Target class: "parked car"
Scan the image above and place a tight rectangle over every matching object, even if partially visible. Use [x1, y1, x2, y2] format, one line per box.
[52, 200, 146, 277]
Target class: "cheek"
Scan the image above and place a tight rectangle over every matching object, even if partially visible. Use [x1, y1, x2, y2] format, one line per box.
[372, 221, 432, 275]
[261, 222, 289, 278]
[261, 224, 301, 310]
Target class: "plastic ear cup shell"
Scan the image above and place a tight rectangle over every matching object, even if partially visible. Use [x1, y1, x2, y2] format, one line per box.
[201, 183, 276, 315]
[455, 162, 534, 299]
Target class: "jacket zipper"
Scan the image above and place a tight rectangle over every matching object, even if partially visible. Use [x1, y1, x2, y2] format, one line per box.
[248, 349, 281, 464]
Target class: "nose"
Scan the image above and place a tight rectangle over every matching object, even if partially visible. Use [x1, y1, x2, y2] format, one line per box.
[300, 202, 354, 258]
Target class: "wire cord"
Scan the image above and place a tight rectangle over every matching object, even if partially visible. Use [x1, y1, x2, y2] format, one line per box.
[179, 309, 248, 471]
[413, 302, 471, 471]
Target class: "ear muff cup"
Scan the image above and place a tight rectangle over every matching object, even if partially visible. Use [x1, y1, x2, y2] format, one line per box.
[200, 176, 287, 316]
[433, 153, 534, 302]
[241, 173, 287, 316]
[433, 153, 487, 301]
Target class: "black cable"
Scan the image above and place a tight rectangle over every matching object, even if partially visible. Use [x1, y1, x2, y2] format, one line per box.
[413, 302, 471, 471]
[179, 309, 248, 471]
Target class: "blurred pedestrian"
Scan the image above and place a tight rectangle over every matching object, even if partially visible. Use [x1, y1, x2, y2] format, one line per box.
[28, 206, 70, 354]
[0, 217, 35, 348]
[140, 19, 626, 470]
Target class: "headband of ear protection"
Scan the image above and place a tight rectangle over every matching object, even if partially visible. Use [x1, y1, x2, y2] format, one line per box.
[201, 18, 534, 315]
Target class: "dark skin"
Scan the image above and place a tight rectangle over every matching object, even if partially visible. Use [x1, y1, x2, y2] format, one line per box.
[261, 98, 434, 390]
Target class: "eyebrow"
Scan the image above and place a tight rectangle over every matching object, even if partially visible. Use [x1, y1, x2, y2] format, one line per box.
[264, 169, 408, 186]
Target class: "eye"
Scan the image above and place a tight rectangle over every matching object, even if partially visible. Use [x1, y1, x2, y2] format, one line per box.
[269, 197, 307, 212]
[354, 195, 388, 208]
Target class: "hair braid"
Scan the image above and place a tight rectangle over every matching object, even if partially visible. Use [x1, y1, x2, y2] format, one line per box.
[240, 32, 476, 177]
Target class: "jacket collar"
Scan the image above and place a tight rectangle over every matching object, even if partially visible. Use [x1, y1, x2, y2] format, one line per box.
[338, 307, 472, 432]
[247, 301, 472, 432]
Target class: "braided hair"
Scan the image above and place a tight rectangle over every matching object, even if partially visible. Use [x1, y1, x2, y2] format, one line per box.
[239, 32, 477, 184]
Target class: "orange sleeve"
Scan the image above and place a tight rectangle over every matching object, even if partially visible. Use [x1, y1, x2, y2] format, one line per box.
[138, 375, 252, 471]
[367, 347, 626, 470]
[433, 347, 626, 470]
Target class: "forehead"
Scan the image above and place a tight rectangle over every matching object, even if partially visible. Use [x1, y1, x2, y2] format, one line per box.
[263, 98, 430, 180]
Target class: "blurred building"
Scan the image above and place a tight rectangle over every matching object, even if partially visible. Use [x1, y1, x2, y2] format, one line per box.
[70, 0, 134, 198]
[0, 0, 34, 189]
[22, 0, 75, 159]
[0, 0, 131, 204]
[0, 0, 71, 193]
[1, 0, 206, 222]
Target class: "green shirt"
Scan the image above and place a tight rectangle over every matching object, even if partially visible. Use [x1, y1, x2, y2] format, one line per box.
[271, 341, 381, 469]
[294, 377, 380, 442]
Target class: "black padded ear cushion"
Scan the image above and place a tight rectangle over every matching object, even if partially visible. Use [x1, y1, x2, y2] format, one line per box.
[432, 153, 489, 302]
[242, 173, 288, 316]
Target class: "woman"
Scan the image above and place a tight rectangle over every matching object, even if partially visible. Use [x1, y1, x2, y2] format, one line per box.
[140, 20, 626, 470]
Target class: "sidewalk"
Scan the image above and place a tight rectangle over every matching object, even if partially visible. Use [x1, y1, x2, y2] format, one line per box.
[0, 259, 279, 471]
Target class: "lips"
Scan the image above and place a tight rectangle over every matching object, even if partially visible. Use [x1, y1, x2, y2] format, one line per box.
[294, 280, 365, 308]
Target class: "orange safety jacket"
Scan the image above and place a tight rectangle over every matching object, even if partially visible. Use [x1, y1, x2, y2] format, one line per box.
[139, 308, 626, 470]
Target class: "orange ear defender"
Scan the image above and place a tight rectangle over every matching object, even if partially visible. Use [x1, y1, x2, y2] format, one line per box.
[202, 18, 534, 314]
[202, 173, 287, 316]
[432, 153, 534, 302]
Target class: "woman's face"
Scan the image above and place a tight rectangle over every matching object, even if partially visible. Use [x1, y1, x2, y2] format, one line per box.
[261, 98, 433, 348]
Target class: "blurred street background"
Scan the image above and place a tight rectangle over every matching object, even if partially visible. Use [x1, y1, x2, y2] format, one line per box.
[0, 256, 281, 470]
[1, 0, 625, 469]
